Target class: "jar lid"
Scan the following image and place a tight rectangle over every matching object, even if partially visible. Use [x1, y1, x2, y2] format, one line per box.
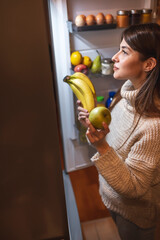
[117, 10, 130, 15]
[130, 9, 142, 14]
[142, 8, 152, 14]
[97, 96, 104, 102]
[102, 58, 113, 64]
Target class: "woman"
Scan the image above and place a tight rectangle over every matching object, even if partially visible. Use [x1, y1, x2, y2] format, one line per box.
[77, 23, 160, 240]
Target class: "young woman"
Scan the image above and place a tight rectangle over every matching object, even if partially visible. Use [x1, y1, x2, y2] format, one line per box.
[77, 23, 160, 240]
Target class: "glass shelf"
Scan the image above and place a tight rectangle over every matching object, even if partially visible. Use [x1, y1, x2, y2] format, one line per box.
[67, 21, 117, 33]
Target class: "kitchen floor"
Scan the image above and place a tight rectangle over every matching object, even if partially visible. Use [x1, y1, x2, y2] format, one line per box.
[69, 166, 121, 240]
[81, 217, 121, 240]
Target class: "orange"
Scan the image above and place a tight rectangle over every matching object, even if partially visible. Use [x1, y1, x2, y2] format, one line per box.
[70, 51, 82, 66]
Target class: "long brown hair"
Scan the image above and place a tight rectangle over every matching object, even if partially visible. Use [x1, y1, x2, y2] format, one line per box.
[109, 23, 160, 117]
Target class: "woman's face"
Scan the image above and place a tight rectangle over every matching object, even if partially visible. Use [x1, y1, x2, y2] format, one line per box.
[112, 38, 147, 89]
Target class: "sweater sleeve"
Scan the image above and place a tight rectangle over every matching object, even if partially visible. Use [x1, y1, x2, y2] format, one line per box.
[91, 121, 160, 199]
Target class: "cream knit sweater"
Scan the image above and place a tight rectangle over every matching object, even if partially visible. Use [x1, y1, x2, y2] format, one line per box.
[91, 80, 160, 229]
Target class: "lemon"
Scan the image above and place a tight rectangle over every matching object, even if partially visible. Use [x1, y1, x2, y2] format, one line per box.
[82, 56, 92, 68]
[70, 51, 82, 66]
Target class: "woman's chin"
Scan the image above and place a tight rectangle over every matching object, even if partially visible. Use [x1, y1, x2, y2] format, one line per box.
[113, 72, 126, 80]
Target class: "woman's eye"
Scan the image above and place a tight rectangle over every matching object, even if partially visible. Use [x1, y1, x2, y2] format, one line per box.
[122, 50, 128, 55]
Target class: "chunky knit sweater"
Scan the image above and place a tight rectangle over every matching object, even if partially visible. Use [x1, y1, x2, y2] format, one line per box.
[91, 80, 160, 229]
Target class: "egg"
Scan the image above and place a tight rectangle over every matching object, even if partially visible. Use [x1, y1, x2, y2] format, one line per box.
[95, 12, 105, 25]
[86, 15, 96, 26]
[75, 15, 86, 27]
[105, 14, 114, 24]
[81, 14, 86, 22]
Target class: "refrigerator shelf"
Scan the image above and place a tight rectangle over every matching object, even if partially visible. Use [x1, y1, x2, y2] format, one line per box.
[67, 21, 117, 33]
[70, 68, 113, 78]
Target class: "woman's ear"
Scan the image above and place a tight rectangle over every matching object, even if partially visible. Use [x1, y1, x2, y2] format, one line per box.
[144, 57, 157, 72]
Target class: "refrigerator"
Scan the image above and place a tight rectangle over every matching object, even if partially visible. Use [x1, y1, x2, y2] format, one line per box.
[0, 0, 156, 239]
[48, 0, 155, 172]
[0, 0, 83, 239]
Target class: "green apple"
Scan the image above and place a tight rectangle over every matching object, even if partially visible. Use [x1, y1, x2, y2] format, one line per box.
[89, 106, 111, 129]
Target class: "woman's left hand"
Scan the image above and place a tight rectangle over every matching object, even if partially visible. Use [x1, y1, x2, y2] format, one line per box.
[86, 119, 110, 155]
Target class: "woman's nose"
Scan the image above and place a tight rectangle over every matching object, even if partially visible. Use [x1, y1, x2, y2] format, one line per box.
[112, 52, 119, 62]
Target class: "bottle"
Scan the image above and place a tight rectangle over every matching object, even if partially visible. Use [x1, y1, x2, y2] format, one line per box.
[141, 9, 152, 23]
[101, 58, 114, 75]
[97, 96, 105, 107]
[105, 91, 116, 108]
[130, 9, 142, 25]
[117, 10, 130, 28]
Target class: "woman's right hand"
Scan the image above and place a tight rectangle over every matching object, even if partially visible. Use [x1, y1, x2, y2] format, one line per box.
[77, 100, 90, 128]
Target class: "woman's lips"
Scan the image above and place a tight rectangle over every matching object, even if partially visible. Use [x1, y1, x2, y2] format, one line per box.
[113, 66, 119, 71]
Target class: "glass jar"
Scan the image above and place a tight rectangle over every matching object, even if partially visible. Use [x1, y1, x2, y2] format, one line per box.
[101, 58, 114, 75]
[141, 9, 152, 23]
[130, 9, 142, 25]
[117, 10, 130, 28]
[97, 96, 105, 107]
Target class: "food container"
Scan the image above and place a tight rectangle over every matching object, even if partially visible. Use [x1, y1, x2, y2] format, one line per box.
[97, 96, 105, 107]
[130, 9, 142, 25]
[141, 9, 152, 23]
[101, 58, 114, 75]
[117, 10, 130, 28]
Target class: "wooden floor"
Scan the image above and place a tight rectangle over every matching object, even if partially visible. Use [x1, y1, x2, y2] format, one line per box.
[81, 217, 121, 240]
[69, 165, 109, 222]
[69, 165, 160, 240]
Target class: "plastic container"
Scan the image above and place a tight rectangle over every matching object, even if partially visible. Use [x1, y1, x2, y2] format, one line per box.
[117, 10, 130, 28]
[141, 9, 152, 23]
[105, 91, 116, 108]
[130, 9, 142, 25]
[97, 96, 105, 107]
[101, 58, 114, 75]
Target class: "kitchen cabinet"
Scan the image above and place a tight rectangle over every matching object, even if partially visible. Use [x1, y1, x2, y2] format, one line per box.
[49, 0, 156, 172]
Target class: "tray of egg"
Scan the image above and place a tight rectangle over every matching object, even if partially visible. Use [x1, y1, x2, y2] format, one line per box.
[72, 13, 116, 32]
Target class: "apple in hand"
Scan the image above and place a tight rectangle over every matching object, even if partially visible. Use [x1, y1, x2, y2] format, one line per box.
[74, 64, 88, 75]
[89, 106, 111, 129]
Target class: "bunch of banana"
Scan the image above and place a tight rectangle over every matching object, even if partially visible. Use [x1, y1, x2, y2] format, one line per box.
[63, 72, 96, 112]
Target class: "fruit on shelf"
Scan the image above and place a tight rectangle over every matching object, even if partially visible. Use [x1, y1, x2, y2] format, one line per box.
[95, 12, 105, 25]
[91, 54, 101, 73]
[86, 15, 96, 26]
[63, 73, 96, 112]
[70, 51, 82, 66]
[74, 64, 88, 75]
[75, 15, 86, 27]
[105, 14, 114, 24]
[89, 106, 111, 129]
[82, 56, 92, 68]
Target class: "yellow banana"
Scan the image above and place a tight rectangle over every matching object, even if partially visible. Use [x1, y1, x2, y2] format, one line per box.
[70, 72, 96, 98]
[68, 78, 95, 112]
[68, 83, 88, 110]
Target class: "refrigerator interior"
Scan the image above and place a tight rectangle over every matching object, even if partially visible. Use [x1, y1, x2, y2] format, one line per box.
[48, 0, 154, 172]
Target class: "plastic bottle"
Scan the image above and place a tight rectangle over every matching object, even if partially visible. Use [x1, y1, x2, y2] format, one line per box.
[97, 96, 105, 107]
[105, 91, 116, 108]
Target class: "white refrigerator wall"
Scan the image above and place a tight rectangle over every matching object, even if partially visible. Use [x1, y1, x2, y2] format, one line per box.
[49, 0, 154, 172]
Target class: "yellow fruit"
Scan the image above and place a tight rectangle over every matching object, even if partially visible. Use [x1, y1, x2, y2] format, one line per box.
[82, 56, 92, 68]
[70, 51, 82, 66]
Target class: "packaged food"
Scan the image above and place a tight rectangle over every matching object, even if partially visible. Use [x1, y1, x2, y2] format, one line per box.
[130, 9, 142, 25]
[141, 9, 152, 23]
[117, 10, 130, 28]
[97, 96, 105, 107]
[101, 58, 114, 75]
